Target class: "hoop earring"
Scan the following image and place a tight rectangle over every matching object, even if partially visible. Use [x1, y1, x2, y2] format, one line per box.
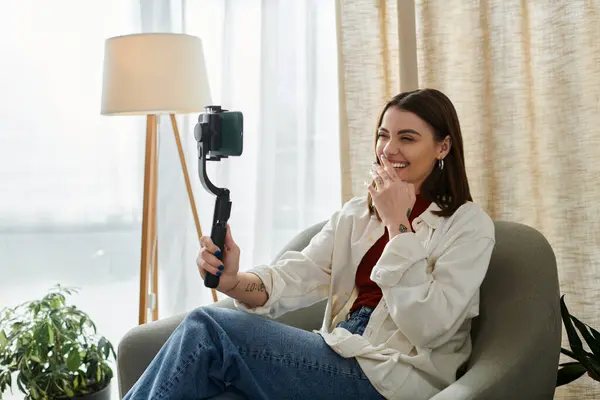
[439, 158, 444, 171]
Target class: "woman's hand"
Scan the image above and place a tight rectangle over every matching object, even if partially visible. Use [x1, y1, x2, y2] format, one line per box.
[196, 224, 241, 293]
[366, 154, 416, 237]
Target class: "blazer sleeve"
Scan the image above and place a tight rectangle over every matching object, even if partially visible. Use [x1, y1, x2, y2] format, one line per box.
[233, 207, 345, 319]
[371, 211, 495, 348]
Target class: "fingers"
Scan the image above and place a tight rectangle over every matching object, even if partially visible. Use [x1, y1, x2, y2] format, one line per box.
[370, 162, 394, 190]
[197, 248, 224, 277]
[198, 235, 224, 277]
[370, 168, 384, 190]
[366, 181, 377, 198]
[379, 154, 397, 181]
[375, 156, 395, 182]
[224, 224, 237, 251]
[200, 235, 220, 255]
[370, 163, 389, 189]
[202, 262, 224, 277]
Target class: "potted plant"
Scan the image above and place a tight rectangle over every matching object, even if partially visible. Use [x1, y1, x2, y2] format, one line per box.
[0, 285, 116, 399]
[557, 295, 600, 386]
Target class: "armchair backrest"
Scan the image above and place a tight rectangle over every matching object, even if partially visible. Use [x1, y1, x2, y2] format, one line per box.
[432, 221, 561, 399]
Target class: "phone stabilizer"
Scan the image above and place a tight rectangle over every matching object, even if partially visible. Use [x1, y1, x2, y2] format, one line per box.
[194, 105, 243, 289]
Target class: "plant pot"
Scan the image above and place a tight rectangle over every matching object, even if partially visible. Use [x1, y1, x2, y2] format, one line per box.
[70, 383, 112, 400]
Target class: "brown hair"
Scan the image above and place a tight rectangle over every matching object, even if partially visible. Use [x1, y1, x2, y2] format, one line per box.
[368, 88, 472, 218]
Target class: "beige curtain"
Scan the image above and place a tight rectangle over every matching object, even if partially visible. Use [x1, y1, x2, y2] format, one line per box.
[337, 0, 600, 398]
[337, 0, 416, 202]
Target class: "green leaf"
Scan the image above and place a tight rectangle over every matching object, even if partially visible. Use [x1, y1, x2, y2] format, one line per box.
[62, 342, 72, 357]
[557, 362, 588, 386]
[560, 296, 594, 371]
[0, 329, 7, 348]
[561, 347, 580, 361]
[29, 384, 39, 399]
[561, 296, 583, 351]
[560, 361, 580, 367]
[105, 365, 113, 381]
[37, 386, 47, 399]
[109, 342, 117, 359]
[571, 314, 600, 358]
[79, 349, 87, 363]
[17, 372, 27, 393]
[587, 323, 600, 344]
[47, 323, 54, 345]
[588, 357, 600, 380]
[33, 325, 46, 346]
[98, 337, 111, 360]
[6, 370, 13, 392]
[79, 372, 87, 388]
[62, 380, 74, 397]
[96, 364, 102, 382]
[66, 350, 81, 372]
[88, 361, 98, 382]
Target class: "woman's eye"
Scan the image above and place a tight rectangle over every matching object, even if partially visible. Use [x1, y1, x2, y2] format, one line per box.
[401, 136, 414, 142]
[377, 133, 388, 138]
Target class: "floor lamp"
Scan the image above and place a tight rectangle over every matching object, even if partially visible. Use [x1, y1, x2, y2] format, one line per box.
[100, 33, 218, 325]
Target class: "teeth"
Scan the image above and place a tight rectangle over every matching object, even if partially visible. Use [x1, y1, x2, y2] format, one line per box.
[392, 162, 408, 168]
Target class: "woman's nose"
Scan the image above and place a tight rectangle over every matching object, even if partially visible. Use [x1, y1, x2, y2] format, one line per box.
[384, 141, 400, 156]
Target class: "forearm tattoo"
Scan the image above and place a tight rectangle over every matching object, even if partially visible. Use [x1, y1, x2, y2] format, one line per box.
[245, 282, 266, 293]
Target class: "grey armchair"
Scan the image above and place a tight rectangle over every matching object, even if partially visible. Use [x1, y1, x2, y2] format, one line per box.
[117, 221, 561, 399]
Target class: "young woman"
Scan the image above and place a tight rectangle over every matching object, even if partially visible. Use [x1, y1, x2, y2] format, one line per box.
[123, 88, 495, 400]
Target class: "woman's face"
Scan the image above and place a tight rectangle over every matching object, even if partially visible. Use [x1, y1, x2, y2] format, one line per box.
[375, 107, 450, 193]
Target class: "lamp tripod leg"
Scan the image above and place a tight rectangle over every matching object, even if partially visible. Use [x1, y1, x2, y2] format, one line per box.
[139, 115, 159, 325]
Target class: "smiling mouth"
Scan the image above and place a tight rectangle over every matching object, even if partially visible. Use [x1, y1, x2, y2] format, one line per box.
[391, 162, 409, 168]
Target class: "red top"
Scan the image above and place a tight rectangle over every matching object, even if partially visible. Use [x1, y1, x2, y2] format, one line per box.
[349, 195, 432, 313]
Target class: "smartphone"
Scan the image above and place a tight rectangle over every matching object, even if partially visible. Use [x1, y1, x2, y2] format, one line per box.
[196, 107, 243, 158]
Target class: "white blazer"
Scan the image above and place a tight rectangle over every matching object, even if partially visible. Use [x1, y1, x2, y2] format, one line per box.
[235, 196, 495, 399]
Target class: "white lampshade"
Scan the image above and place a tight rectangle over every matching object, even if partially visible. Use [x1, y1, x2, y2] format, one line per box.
[100, 33, 212, 115]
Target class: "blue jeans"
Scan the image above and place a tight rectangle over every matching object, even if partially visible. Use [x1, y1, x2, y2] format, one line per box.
[335, 306, 375, 335]
[123, 306, 383, 400]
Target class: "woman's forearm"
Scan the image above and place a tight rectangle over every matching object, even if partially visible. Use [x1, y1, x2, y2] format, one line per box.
[220, 272, 269, 308]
